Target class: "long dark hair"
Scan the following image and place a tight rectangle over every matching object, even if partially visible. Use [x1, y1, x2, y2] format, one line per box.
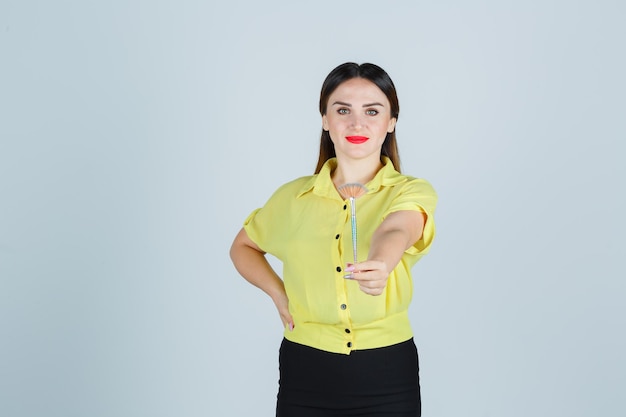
[314, 62, 401, 174]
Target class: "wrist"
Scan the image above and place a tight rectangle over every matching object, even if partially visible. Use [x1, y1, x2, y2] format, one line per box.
[267, 280, 287, 304]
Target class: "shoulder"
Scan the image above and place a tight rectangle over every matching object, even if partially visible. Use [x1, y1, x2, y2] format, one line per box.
[379, 173, 438, 213]
[266, 174, 316, 201]
[275, 174, 315, 192]
[402, 175, 437, 196]
[383, 169, 437, 197]
[377, 158, 436, 198]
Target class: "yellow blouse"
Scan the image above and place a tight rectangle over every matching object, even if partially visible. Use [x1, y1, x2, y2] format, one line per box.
[244, 157, 437, 354]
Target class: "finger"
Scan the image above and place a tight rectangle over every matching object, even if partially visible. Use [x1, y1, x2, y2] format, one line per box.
[358, 281, 386, 292]
[348, 260, 385, 271]
[349, 270, 387, 283]
[281, 312, 295, 331]
[346, 262, 386, 277]
[358, 284, 384, 296]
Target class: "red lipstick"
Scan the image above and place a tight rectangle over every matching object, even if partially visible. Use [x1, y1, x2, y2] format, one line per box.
[346, 136, 369, 144]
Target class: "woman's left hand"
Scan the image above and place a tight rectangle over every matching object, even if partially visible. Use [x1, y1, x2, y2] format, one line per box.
[345, 261, 390, 296]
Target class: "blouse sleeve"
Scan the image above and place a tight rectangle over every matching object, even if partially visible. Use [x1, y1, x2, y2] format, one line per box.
[242, 182, 294, 259]
[383, 178, 438, 258]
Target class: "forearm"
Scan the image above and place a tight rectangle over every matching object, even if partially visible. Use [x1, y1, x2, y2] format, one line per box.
[366, 210, 424, 272]
[230, 230, 286, 304]
[348, 211, 423, 296]
[367, 228, 413, 274]
[230, 228, 294, 328]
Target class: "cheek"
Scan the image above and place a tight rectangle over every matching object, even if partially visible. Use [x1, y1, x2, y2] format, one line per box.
[376, 122, 391, 136]
[327, 119, 346, 134]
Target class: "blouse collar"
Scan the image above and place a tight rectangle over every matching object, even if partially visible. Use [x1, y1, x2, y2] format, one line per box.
[297, 157, 407, 199]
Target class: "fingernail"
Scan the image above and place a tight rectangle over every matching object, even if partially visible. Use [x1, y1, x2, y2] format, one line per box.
[288, 323, 294, 331]
[344, 273, 354, 279]
[345, 264, 355, 272]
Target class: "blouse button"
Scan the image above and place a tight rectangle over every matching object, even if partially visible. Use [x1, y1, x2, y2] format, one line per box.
[347, 342, 352, 348]
[340, 304, 347, 310]
[345, 329, 351, 334]
[336, 266, 342, 272]
[335, 234, 340, 239]
[343, 204, 347, 210]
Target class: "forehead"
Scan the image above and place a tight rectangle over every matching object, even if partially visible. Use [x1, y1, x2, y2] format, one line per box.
[329, 77, 389, 104]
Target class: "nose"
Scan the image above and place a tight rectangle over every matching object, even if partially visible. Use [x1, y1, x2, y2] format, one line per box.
[351, 113, 364, 130]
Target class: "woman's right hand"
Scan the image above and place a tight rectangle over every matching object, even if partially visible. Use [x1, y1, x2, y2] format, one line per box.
[274, 292, 294, 331]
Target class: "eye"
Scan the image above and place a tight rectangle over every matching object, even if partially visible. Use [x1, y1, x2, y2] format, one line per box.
[365, 109, 379, 116]
[337, 108, 350, 115]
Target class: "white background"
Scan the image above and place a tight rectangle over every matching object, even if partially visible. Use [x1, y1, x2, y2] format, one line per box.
[1, 1, 624, 416]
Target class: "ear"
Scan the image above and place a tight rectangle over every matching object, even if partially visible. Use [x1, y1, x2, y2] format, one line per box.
[322, 115, 329, 131]
[387, 117, 397, 133]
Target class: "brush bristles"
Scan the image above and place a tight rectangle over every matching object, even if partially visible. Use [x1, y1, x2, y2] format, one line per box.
[337, 183, 368, 200]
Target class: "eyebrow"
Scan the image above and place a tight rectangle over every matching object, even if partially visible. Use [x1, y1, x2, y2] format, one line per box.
[331, 101, 385, 107]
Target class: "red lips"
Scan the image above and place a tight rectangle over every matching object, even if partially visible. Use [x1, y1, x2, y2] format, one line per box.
[346, 136, 369, 144]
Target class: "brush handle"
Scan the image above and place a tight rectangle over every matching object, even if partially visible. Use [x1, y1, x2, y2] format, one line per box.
[350, 197, 358, 264]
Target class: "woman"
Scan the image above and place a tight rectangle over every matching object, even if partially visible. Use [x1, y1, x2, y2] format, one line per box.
[230, 62, 437, 417]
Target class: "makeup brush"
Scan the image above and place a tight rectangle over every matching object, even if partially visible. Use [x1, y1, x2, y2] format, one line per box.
[337, 183, 368, 276]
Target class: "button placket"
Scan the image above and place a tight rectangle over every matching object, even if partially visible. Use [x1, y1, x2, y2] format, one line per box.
[335, 199, 352, 352]
[344, 326, 354, 350]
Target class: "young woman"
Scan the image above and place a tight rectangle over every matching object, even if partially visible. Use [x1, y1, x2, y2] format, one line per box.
[230, 62, 437, 417]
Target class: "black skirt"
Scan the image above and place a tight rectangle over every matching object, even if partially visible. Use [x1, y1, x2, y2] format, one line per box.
[276, 338, 421, 417]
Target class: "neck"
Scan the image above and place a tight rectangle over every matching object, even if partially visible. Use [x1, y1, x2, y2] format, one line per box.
[332, 156, 384, 187]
